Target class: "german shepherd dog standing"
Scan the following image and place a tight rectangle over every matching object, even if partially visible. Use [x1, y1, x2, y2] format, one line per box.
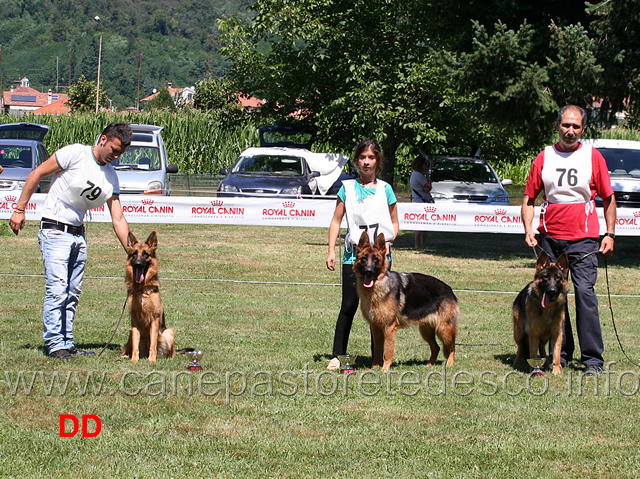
[354, 231, 459, 371]
[512, 251, 569, 375]
[121, 231, 175, 363]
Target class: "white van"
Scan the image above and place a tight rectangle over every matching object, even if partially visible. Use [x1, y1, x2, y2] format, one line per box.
[97, 124, 178, 195]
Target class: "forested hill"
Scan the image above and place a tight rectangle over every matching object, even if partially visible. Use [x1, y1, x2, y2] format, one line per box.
[0, 0, 254, 108]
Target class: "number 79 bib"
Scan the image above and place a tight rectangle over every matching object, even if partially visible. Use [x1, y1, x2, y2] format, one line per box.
[58, 151, 114, 211]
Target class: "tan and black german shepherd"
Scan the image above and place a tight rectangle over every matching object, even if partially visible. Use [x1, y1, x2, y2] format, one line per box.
[512, 251, 569, 375]
[354, 231, 459, 371]
[121, 231, 175, 363]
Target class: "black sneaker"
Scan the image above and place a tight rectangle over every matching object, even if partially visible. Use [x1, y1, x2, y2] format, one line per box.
[49, 349, 73, 360]
[584, 364, 604, 376]
[68, 346, 95, 356]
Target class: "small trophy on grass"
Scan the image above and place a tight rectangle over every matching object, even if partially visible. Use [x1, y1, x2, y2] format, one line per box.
[337, 354, 357, 375]
[527, 357, 546, 377]
[187, 351, 203, 371]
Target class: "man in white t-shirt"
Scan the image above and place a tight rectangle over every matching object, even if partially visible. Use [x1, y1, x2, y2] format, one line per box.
[9, 123, 132, 359]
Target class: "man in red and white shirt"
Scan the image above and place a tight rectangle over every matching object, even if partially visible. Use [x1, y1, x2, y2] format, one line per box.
[522, 105, 616, 376]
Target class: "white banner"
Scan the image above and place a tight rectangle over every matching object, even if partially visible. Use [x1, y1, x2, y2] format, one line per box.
[2, 193, 639, 235]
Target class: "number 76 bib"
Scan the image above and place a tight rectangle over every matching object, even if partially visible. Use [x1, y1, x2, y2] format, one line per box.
[541, 145, 592, 203]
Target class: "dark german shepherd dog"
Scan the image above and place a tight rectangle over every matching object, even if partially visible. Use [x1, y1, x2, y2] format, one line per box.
[121, 231, 175, 363]
[512, 251, 569, 375]
[354, 231, 459, 371]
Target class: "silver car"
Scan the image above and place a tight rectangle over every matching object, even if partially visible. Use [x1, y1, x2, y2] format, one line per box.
[0, 122, 51, 192]
[429, 156, 511, 205]
[97, 124, 178, 195]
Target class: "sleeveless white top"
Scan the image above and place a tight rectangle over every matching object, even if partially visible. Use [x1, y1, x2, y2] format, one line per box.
[342, 179, 395, 246]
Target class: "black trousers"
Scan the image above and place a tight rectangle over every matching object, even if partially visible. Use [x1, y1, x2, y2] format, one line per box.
[331, 263, 360, 358]
[538, 235, 604, 367]
[330, 263, 382, 362]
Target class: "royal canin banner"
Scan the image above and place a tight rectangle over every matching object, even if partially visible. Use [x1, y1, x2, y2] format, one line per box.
[2, 193, 639, 235]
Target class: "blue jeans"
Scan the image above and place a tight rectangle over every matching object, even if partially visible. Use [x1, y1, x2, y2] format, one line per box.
[38, 229, 87, 353]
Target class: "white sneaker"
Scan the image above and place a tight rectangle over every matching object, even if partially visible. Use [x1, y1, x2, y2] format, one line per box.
[327, 357, 341, 370]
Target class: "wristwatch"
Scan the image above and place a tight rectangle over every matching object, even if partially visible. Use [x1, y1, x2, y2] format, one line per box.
[603, 232, 615, 239]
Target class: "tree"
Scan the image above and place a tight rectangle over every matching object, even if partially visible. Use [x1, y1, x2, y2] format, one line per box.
[66, 75, 108, 113]
[587, 0, 640, 127]
[145, 87, 177, 111]
[220, 0, 640, 174]
[193, 77, 244, 126]
[219, 0, 461, 183]
[442, 16, 608, 163]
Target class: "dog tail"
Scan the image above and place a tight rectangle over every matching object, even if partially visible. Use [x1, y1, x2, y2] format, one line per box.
[176, 347, 196, 354]
[157, 328, 175, 358]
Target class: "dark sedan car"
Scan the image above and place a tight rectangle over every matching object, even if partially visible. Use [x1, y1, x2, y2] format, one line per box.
[218, 147, 320, 197]
[218, 125, 353, 198]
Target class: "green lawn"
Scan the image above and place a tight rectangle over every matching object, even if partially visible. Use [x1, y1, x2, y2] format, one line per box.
[1, 222, 640, 478]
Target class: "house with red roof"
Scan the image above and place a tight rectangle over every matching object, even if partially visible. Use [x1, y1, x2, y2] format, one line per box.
[1, 78, 69, 115]
[139, 82, 264, 112]
[139, 82, 195, 109]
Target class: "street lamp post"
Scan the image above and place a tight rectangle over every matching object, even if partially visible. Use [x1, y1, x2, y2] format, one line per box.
[94, 16, 102, 114]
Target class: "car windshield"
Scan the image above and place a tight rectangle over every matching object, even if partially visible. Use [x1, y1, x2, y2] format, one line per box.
[232, 155, 304, 175]
[112, 146, 161, 171]
[0, 145, 32, 167]
[598, 148, 640, 177]
[432, 159, 497, 183]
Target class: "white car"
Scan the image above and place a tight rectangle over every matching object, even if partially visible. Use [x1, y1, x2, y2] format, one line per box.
[429, 156, 511, 205]
[218, 125, 351, 197]
[582, 138, 640, 208]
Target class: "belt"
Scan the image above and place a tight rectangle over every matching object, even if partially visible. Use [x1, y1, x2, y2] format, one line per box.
[40, 218, 84, 236]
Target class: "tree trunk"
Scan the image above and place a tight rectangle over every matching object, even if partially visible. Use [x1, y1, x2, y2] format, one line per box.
[381, 124, 400, 185]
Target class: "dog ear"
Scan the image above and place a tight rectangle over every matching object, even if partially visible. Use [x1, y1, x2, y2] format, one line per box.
[146, 231, 158, 249]
[127, 232, 138, 250]
[536, 250, 550, 271]
[358, 231, 370, 250]
[556, 253, 570, 274]
[375, 233, 386, 251]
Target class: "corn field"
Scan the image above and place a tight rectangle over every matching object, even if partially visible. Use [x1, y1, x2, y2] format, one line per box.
[0, 111, 260, 174]
[3, 112, 639, 182]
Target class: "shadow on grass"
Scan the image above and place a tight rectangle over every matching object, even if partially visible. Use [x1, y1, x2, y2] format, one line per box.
[19, 342, 120, 356]
[393, 231, 640, 266]
[314, 352, 452, 370]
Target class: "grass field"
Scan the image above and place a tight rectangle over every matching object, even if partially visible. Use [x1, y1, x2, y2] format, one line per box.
[1, 222, 640, 478]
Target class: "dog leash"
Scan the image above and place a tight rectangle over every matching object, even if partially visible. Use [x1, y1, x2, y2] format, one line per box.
[603, 258, 640, 368]
[531, 244, 599, 264]
[532, 245, 640, 367]
[97, 295, 129, 357]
